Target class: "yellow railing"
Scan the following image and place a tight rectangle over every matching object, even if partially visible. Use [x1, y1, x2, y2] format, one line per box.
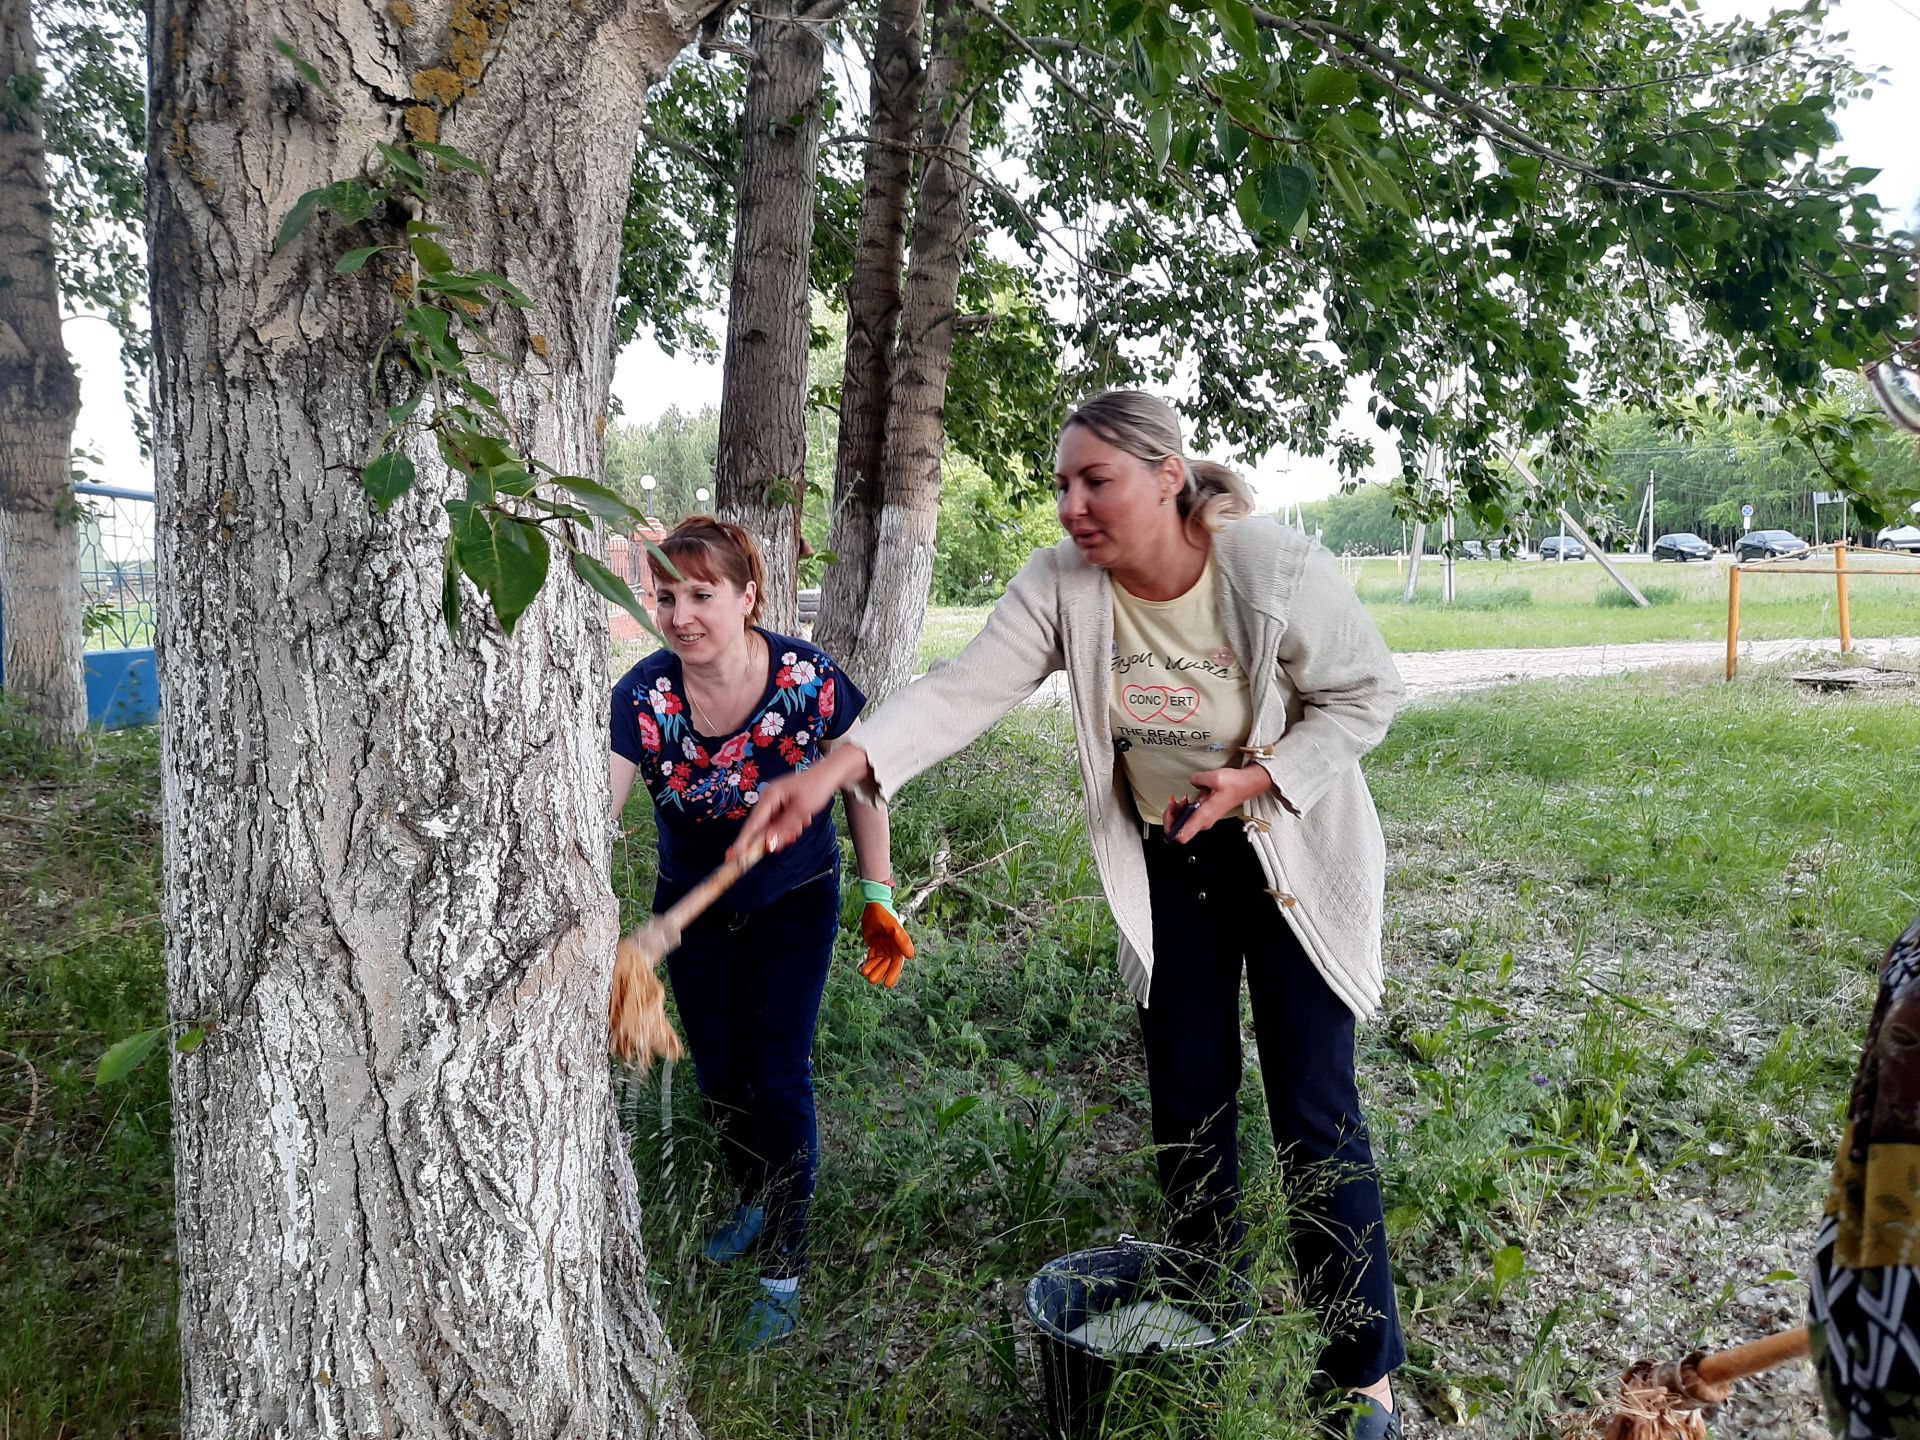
[1726, 542, 1920, 679]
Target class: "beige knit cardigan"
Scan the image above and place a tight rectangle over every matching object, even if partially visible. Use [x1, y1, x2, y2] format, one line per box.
[855, 517, 1405, 1017]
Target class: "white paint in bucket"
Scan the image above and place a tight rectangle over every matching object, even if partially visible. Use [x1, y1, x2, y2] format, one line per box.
[1064, 1300, 1218, 1355]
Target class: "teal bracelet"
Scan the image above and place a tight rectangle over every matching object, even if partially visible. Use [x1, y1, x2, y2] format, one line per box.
[858, 878, 896, 915]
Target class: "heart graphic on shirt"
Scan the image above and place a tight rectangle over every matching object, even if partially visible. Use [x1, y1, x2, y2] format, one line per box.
[1123, 684, 1201, 724]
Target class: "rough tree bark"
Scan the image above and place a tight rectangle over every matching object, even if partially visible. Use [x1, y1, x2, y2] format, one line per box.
[838, 0, 975, 699]
[712, 0, 827, 634]
[811, 0, 924, 669]
[0, 0, 87, 744]
[150, 1, 721, 1434]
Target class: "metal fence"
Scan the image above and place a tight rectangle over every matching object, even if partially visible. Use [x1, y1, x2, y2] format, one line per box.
[76, 483, 157, 651]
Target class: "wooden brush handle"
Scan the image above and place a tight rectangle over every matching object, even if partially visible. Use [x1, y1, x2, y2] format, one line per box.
[650, 836, 770, 941]
[1694, 1327, 1811, 1388]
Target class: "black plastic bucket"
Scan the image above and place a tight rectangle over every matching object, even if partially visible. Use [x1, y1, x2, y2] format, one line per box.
[1024, 1235, 1253, 1439]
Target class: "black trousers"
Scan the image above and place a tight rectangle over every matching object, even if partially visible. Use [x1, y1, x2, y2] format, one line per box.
[663, 869, 839, 1280]
[1139, 822, 1406, 1388]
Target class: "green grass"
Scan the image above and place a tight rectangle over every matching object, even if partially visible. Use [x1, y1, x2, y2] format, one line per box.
[0, 711, 175, 1439]
[915, 550, 1920, 661]
[12, 669, 1920, 1434]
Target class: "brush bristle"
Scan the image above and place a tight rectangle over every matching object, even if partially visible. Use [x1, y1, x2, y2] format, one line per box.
[609, 931, 684, 1072]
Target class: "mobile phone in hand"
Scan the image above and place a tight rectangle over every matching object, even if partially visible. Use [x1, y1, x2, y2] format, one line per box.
[1168, 799, 1198, 841]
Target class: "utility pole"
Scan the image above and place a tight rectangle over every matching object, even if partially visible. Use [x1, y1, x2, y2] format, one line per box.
[1646, 464, 1656, 553]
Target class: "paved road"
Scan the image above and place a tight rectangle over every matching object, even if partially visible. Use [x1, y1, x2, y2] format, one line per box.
[1007, 635, 1920, 708]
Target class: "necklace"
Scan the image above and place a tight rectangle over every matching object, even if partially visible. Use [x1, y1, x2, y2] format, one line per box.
[684, 634, 761, 736]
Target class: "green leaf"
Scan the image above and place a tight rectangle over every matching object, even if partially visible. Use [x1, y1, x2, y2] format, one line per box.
[466, 270, 533, 308]
[96, 1027, 164, 1086]
[572, 549, 652, 630]
[442, 535, 463, 636]
[361, 451, 416, 511]
[273, 38, 335, 101]
[1217, 111, 1250, 165]
[1233, 173, 1266, 233]
[440, 425, 514, 472]
[459, 377, 506, 417]
[527, 497, 595, 523]
[415, 141, 489, 177]
[410, 235, 455, 276]
[1302, 64, 1358, 108]
[1107, 0, 1144, 33]
[551, 474, 643, 526]
[386, 392, 426, 429]
[490, 519, 550, 634]
[175, 1026, 208, 1056]
[1348, 148, 1412, 216]
[316, 180, 379, 226]
[1490, 1244, 1525, 1303]
[376, 141, 427, 181]
[1258, 161, 1314, 231]
[404, 305, 463, 372]
[1209, 0, 1261, 60]
[274, 189, 324, 252]
[1147, 106, 1172, 170]
[454, 510, 550, 634]
[1171, 124, 1204, 170]
[1320, 150, 1365, 216]
[336, 245, 388, 275]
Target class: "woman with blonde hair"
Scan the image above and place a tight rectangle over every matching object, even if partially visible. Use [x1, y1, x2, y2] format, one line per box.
[738, 391, 1408, 1434]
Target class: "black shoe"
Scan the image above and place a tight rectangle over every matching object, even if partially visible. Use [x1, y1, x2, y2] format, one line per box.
[1317, 1391, 1401, 1440]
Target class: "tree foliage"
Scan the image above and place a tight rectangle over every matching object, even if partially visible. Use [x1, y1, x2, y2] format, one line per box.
[34, 0, 145, 444]
[1302, 390, 1920, 552]
[994, 0, 1914, 522]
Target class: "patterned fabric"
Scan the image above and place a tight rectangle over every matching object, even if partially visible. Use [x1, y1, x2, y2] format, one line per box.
[1810, 912, 1920, 1437]
[611, 630, 864, 912]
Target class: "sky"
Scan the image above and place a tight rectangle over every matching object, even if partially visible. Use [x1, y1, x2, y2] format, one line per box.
[66, 0, 1920, 512]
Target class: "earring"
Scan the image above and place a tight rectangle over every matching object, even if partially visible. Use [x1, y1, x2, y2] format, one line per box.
[1160, 496, 1170, 507]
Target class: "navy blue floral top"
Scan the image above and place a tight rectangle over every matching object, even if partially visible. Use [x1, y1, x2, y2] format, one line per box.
[611, 630, 866, 912]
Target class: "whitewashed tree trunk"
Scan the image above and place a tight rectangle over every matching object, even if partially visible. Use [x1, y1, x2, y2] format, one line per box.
[849, 0, 974, 700]
[149, 2, 719, 1434]
[813, 0, 924, 672]
[0, 0, 87, 744]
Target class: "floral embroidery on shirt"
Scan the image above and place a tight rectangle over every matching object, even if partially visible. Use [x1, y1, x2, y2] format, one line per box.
[621, 641, 850, 820]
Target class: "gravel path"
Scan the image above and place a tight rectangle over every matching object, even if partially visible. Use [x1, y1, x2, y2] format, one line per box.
[1394, 634, 1920, 700]
[1006, 635, 1920, 708]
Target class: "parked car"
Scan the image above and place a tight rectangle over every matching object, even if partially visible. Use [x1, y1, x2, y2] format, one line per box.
[1877, 524, 1920, 553]
[1538, 536, 1588, 561]
[1733, 529, 1810, 561]
[1652, 532, 1716, 562]
[1460, 540, 1488, 560]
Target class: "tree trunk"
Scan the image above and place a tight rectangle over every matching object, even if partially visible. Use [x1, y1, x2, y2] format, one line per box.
[812, 0, 924, 669]
[712, 0, 825, 635]
[847, 0, 974, 700]
[0, 0, 87, 744]
[149, 3, 716, 1435]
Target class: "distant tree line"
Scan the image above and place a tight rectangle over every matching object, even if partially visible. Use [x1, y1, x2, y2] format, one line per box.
[1302, 399, 1920, 554]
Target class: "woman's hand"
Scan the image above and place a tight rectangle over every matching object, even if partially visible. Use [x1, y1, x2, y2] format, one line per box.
[732, 743, 870, 857]
[1161, 764, 1275, 842]
[857, 882, 914, 988]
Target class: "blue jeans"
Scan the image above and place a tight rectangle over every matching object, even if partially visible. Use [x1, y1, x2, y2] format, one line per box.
[1138, 823, 1406, 1388]
[663, 868, 839, 1280]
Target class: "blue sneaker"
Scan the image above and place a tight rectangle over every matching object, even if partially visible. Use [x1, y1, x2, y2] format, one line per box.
[741, 1282, 799, 1351]
[703, 1204, 765, 1263]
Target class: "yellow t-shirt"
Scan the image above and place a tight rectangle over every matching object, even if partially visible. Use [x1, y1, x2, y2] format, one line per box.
[1109, 556, 1254, 826]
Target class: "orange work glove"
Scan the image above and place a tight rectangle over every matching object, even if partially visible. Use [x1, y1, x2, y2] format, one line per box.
[857, 881, 914, 988]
